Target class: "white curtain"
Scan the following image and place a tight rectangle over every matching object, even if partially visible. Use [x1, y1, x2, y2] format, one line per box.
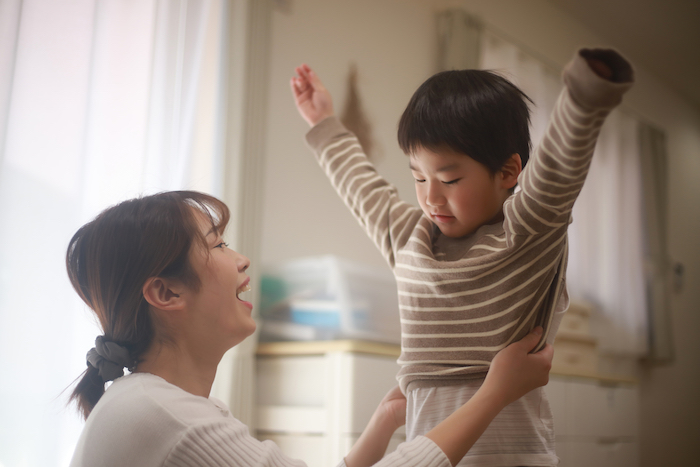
[0, 1, 228, 465]
[479, 31, 648, 356]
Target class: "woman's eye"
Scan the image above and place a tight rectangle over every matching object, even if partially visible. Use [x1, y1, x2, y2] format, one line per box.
[443, 178, 461, 185]
[215, 242, 229, 249]
[414, 178, 426, 183]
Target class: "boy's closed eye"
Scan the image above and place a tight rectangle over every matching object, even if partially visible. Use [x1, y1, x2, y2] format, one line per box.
[413, 178, 462, 184]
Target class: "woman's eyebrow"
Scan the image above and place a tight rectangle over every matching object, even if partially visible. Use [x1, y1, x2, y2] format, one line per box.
[206, 227, 218, 237]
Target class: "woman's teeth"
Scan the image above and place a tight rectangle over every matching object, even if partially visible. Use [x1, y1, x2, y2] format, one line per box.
[236, 284, 251, 299]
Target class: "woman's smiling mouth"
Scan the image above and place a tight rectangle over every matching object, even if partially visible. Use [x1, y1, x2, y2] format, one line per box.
[236, 282, 253, 310]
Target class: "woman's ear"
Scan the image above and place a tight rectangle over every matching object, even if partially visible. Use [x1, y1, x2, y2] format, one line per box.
[142, 277, 186, 311]
[500, 153, 522, 190]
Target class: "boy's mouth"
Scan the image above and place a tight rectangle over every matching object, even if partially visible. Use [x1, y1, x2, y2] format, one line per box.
[431, 213, 455, 223]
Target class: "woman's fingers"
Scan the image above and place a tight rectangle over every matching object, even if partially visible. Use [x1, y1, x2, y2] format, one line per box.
[518, 326, 543, 352]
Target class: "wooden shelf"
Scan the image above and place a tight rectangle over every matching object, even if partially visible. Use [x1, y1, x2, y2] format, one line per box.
[257, 339, 401, 358]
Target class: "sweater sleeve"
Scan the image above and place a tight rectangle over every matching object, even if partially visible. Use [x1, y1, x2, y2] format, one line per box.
[164, 420, 450, 467]
[164, 419, 307, 467]
[305, 117, 423, 268]
[503, 48, 634, 238]
[338, 437, 451, 467]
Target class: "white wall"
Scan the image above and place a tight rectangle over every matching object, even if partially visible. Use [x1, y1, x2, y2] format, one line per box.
[260, 0, 439, 271]
[260, 0, 700, 465]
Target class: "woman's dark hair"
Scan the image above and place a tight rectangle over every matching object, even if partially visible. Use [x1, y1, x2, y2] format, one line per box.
[66, 191, 230, 419]
[398, 69, 533, 173]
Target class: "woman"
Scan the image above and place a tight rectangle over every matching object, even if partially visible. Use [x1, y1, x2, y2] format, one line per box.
[67, 191, 553, 467]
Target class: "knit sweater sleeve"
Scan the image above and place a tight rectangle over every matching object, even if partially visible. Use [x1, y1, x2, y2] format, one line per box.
[503, 48, 634, 239]
[165, 420, 449, 467]
[341, 436, 452, 467]
[164, 420, 307, 467]
[305, 117, 423, 269]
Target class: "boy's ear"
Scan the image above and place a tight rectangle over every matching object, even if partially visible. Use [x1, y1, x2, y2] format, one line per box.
[142, 277, 187, 312]
[500, 153, 522, 189]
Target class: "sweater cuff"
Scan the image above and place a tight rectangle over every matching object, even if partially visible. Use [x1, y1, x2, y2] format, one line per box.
[305, 116, 352, 154]
[397, 436, 452, 467]
[563, 48, 634, 110]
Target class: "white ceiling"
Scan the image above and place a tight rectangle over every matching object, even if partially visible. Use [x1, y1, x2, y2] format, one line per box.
[553, 0, 700, 111]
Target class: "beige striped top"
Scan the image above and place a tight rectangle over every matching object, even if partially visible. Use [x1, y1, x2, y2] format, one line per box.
[306, 49, 634, 393]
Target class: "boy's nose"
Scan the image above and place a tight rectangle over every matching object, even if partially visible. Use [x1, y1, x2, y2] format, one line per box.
[425, 184, 446, 207]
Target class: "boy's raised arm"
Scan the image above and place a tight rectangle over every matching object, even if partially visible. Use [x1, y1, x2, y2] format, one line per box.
[504, 48, 634, 236]
[289, 64, 424, 268]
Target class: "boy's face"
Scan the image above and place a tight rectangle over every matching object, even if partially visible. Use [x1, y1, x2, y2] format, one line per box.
[409, 146, 513, 238]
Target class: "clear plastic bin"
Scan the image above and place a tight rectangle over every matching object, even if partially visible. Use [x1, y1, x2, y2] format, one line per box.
[260, 256, 401, 344]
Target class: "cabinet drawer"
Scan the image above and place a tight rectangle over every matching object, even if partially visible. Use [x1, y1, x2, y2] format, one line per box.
[569, 381, 639, 438]
[561, 302, 593, 335]
[257, 355, 327, 406]
[257, 405, 327, 433]
[552, 338, 598, 374]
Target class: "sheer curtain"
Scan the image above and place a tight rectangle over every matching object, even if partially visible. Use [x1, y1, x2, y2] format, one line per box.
[477, 30, 649, 356]
[0, 1, 229, 465]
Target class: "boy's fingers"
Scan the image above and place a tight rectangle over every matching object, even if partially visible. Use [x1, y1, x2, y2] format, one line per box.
[297, 64, 311, 80]
[306, 68, 325, 90]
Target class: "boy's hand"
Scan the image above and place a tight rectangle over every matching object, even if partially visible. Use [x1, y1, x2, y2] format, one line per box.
[586, 57, 613, 81]
[482, 327, 553, 406]
[291, 64, 334, 127]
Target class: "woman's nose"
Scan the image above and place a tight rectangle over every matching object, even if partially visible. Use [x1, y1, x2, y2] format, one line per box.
[238, 254, 250, 272]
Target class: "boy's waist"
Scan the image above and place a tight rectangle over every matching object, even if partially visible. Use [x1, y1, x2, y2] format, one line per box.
[404, 372, 487, 393]
[396, 361, 490, 394]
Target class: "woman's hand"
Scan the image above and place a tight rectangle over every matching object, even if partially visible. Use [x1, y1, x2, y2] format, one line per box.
[344, 385, 406, 467]
[375, 385, 407, 433]
[290, 64, 334, 127]
[482, 327, 554, 407]
[425, 328, 553, 466]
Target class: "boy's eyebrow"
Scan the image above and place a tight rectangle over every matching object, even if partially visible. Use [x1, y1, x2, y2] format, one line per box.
[409, 162, 461, 173]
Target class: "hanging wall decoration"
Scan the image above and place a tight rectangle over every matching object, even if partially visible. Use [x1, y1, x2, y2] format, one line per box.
[340, 63, 377, 161]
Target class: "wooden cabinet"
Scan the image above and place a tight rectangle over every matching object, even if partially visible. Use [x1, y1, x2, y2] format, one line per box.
[256, 340, 640, 467]
[545, 375, 640, 467]
[256, 341, 404, 467]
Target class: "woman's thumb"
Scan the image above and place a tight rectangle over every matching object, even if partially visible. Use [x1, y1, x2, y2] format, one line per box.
[517, 326, 544, 353]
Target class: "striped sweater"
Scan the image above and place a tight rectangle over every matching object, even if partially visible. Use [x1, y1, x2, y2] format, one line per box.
[306, 49, 634, 393]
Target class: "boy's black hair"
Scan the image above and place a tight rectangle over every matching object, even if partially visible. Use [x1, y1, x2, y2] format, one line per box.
[398, 69, 533, 174]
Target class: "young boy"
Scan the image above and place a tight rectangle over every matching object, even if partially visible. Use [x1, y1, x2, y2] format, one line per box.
[291, 48, 633, 466]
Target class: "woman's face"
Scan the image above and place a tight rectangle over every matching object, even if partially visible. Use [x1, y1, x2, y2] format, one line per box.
[184, 213, 256, 353]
